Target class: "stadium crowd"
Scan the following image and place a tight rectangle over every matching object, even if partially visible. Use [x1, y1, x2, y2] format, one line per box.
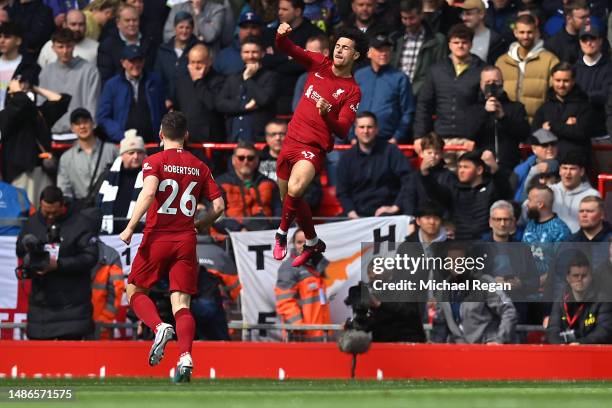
[2, 0, 612, 345]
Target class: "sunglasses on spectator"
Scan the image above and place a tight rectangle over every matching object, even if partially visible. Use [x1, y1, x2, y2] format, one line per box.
[236, 155, 256, 162]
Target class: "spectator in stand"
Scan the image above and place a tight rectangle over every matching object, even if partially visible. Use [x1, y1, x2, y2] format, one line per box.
[544, 0, 589, 64]
[83, 0, 116, 41]
[390, 0, 446, 99]
[544, 0, 605, 38]
[341, 0, 384, 37]
[413, 23, 485, 170]
[496, 14, 559, 122]
[97, 45, 166, 143]
[337, 112, 413, 218]
[132, 0, 170, 50]
[214, 141, 281, 231]
[404, 132, 454, 217]
[91, 240, 125, 339]
[98, 130, 146, 234]
[173, 44, 225, 143]
[275, 228, 331, 341]
[422, 0, 461, 37]
[466, 65, 530, 173]
[575, 25, 610, 140]
[458, 0, 509, 64]
[0, 78, 70, 203]
[263, 0, 324, 114]
[514, 129, 559, 202]
[97, 4, 155, 82]
[155, 11, 199, 109]
[303, 0, 341, 34]
[532, 62, 593, 162]
[484, 200, 522, 242]
[216, 36, 278, 143]
[38, 10, 99, 67]
[214, 12, 264, 77]
[373, 0, 401, 33]
[431, 241, 517, 344]
[485, 0, 517, 41]
[422, 150, 513, 240]
[354, 33, 414, 143]
[44, 0, 91, 27]
[259, 119, 322, 209]
[39, 28, 100, 140]
[550, 151, 599, 233]
[291, 34, 329, 112]
[0, 181, 34, 236]
[57, 108, 118, 202]
[0, 22, 40, 109]
[404, 200, 447, 244]
[547, 253, 612, 344]
[163, 0, 224, 55]
[7, 0, 55, 57]
[16, 186, 99, 340]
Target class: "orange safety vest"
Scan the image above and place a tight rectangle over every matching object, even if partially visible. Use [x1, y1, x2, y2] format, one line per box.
[275, 255, 331, 341]
[91, 242, 125, 339]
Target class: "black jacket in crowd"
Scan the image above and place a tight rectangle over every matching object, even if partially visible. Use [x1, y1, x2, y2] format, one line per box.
[544, 28, 579, 64]
[0, 92, 70, 183]
[575, 53, 612, 137]
[215, 67, 278, 143]
[369, 300, 426, 343]
[423, 1, 462, 37]
[97, 33, 157, 83]
[16, 204, 99, 340]
[547, 283, 612, 344]
[7, 0, 54, 57]
[486, 29, 511, 65]
[173, 68, 225, 143]
[422, 170, 514, 241]
[154, 34, 200, 101]
[414, 55, 485, 139]
[403, 161, 454, 217]
[336, 139, 413, 217]
[532, 85, 593, 159]
[466, 91, 531, 171]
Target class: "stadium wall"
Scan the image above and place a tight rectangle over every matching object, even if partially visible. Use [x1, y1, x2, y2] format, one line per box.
[2, 341, 612, 380]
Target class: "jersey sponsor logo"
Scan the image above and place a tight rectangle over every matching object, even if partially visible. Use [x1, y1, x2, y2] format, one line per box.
[305, 85, 323, 104]
[301, 150, 315, 159]
[314, 72, 324, 79]
[332, 88, 345, 99]
[143, 162, 153, 170]
[349, 103, 359, 113]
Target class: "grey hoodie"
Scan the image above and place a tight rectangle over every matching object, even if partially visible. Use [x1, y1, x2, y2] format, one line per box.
[551, 181, 600, 233]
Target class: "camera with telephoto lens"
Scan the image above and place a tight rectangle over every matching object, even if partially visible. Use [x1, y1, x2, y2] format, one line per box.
[17, 224, 61, 279]
[484, 83, 504, 100]
[338, 281, 373, 355]
[559, 329, 577, 343]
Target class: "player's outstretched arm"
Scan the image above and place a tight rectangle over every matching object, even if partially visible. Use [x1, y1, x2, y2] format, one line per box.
[275, 22, 318, 70]
[195, 196, 225, 232]
[119, 175, 159, 244]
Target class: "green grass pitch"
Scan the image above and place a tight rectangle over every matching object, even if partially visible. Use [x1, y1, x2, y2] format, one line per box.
[2, 379, 612, 408]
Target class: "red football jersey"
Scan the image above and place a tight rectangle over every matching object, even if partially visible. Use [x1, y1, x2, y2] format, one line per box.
[276, 35, 361, 152]
[141, 148, 221, 240]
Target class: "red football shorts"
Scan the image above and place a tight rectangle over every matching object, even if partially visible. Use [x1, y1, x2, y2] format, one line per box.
[276, 141, 325, 181]
[128, 235, 198, 295]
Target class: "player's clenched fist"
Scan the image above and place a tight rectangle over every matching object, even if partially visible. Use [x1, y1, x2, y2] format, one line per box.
[277, 22, 292, 36]
[316, 98, 332, 116]
[119, 227, 133, 245]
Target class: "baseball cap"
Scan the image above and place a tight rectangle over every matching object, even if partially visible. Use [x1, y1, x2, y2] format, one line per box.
[531, 128, 558, 145]
[70, 108, 93, 124]
[457, 0, 485, 11]
[369, 33, 393, 49]
[120, 129, 146, 155]
[120, 45, 145, 61]
[238, 12, 263, 27]
[579, 25, 602, 39]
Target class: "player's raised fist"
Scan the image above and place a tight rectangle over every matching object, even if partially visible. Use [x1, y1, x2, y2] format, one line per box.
[277, 22, 292, 36]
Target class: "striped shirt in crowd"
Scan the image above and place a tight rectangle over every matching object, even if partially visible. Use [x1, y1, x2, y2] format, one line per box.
[401, 28, 425, 82]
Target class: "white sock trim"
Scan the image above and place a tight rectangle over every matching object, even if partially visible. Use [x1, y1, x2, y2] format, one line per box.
[277, 228, 288, 235]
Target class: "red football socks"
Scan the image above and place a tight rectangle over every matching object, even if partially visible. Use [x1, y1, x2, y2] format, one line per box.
[280, 194, 300, 232]
[174, 308, 195, 355]
[295, 197, 316, 240]
[130, 292, 163, 332]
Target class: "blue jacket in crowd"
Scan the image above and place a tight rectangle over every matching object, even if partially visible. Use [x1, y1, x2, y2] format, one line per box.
[513, 154, 537, 202]
[96, 71, 166, 142]
[213, 39, 244, 77]
[354, 65, 414, 142]
[336, 139, 412, 216]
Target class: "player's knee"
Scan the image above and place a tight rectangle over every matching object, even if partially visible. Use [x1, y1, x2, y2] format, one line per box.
[287, 178, 307, 197]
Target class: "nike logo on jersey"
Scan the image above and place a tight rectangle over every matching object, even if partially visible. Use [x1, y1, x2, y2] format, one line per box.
[314, 72, 324, 79]
[143, 162, 152, 170]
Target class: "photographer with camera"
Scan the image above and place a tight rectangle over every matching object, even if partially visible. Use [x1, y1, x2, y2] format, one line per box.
[547, 251, 612, 345]
[16, 186, 99, 340]
[466, 65, 530, 173]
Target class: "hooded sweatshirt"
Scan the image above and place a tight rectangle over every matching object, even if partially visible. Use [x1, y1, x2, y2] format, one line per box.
[551, 181, 600, 233]
[495, 39, 559, 121]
